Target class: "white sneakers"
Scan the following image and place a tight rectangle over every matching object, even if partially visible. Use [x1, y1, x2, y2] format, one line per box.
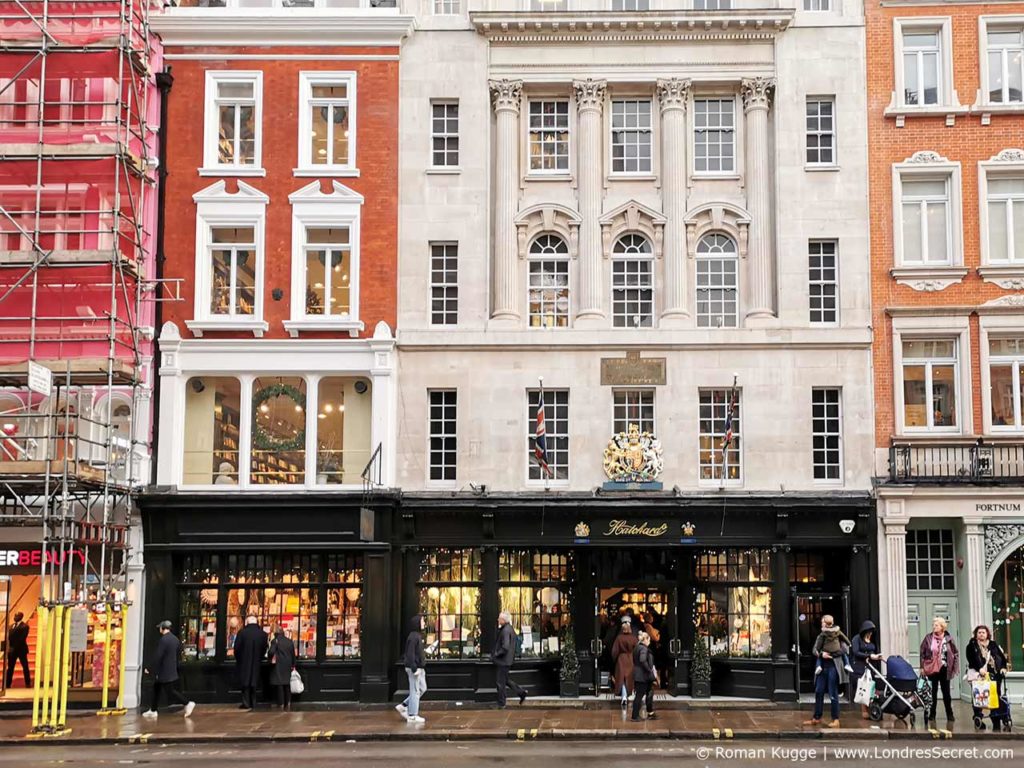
[395, 703, 408, 718]
[184, 701, 196, 718]
[142, 710, 158, 719]
[407, 715, 426, 724]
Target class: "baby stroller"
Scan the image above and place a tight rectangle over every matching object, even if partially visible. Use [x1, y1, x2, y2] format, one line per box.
[864, 656, 932, 726]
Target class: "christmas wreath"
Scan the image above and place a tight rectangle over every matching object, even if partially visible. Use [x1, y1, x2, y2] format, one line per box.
[252, 383, 306, 452]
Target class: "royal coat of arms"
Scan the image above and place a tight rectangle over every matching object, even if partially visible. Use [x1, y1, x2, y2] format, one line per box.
[603, 423, 664, 483]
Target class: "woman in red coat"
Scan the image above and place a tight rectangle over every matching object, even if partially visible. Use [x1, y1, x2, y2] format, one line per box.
[611, 619, 638, 707]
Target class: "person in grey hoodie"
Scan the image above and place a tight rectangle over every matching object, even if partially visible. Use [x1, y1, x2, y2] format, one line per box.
[396, 615, 426, 724]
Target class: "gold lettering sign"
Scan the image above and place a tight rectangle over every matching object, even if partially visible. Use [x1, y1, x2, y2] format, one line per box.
[602, 519, 669, 537]
[600, 351, 667, 387]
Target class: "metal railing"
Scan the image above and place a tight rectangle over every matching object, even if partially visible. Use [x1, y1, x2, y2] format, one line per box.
[888, 441, 1024, 483]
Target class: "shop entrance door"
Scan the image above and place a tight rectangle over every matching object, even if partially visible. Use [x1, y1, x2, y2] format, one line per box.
[793, 591, 849, 694]
[593, 586, 675, 695]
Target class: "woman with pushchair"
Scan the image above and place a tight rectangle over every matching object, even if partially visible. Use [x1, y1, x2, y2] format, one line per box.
[965, 625, 1010, 732]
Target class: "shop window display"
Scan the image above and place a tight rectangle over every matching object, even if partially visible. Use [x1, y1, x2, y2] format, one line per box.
[183, 376, 241, 484]
[992, 543, 1024, 670]
[326, 554, 363, 659]
[251, 376, 306, 485]
[418, 549, 481, 659]
[316, 377, 372, 485]
[695, 549, 772, 658]
[498, 549, 573, 658]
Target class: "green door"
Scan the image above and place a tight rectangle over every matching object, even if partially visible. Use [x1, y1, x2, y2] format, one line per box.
[906, 597, 960, 699]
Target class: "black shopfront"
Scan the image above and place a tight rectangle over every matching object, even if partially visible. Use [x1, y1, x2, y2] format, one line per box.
[139, 490, 876, 703]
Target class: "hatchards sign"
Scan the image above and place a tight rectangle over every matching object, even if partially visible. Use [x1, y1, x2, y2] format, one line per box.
[600, 351, 666, 386]
[603, 520, 669, 538]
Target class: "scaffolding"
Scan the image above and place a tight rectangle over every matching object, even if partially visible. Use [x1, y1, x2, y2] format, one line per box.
[0, 0, 163, 734]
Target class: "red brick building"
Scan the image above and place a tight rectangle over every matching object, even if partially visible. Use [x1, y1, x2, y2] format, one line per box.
[142, 3, 411, 703]
[868, 0, 1024, 695]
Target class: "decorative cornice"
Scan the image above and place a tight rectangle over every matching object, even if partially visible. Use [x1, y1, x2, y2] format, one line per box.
[985, 523, 1024, 571]
[990, 148, 1024, 163]
[904, 150, 949, 165]
[890, 266, 968, 291]
[978, 266, 1024, 291]
[489, 78, 523, 114]
[740, 76, 775, 112]
[982, 293, 1024, 307]
[573, 78, 607, 113]
[657, 78, 692, 112]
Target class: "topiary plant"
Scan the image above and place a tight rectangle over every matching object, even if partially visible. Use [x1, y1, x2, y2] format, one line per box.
[560, 627, 580, 682]
[691, 632, 712, 690]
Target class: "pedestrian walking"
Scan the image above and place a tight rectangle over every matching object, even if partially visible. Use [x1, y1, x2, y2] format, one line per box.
[268, 625, 296, 711]
[142, 620, 195, 719]
[965, 625, 1009, 732]
[4, 612, 30, 688]
[630, 631, 658, 722]
[850, 619, 882, 720]
[493, 610, 527, 708]
[611, 618, 637, 707]
[395, 614, 426, 724]
[233, 616, 267, 711]
[920, 617, 959, 724]
[804, 619, 848, 728]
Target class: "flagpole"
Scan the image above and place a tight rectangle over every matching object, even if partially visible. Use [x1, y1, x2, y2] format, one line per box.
[539, 376, 549, 492]
[720, 374, 737, 535]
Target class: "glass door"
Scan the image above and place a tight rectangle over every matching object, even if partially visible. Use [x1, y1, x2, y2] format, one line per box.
[596, 586, 675, 694]
[793, 591, 849, 694]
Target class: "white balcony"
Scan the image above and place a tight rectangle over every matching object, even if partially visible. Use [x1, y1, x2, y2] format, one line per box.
[175, 0, 397, 8]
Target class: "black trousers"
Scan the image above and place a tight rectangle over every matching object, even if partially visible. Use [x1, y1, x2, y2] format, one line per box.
[5, 650, 30, 688]
[631, 680, 655, 719]
[927, 671, 953, 719]
[241, 685, 257, 709]
[495, 665, 524, 707]
[149, 680, 188, 712]
[275, 684, 291, 709]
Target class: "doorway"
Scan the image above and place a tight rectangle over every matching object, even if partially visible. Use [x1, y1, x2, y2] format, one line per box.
[906, 596, 960, 699]
[595, 586, 675, 694]
[793, 591, 849, 694]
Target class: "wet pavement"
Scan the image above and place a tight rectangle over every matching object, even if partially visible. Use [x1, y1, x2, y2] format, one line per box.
[0, 698, 1017, 744]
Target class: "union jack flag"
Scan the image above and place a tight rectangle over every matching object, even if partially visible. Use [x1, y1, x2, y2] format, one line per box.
[534, 384, 552, 478]
[721, 377, 739, 463]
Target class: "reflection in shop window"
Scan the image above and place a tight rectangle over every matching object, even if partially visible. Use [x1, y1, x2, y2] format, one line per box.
[303, 227, 351, 317]
[251, 377, 306, 485]
[498, 549, 573, 658]
[177, 554, 220, 661]
[326, 554, 363, 659]
[695, 549, 772, 658]
[992, 542, 1024, 670]
[989, 337, 1024, 430]
[183, 377, 241, 485]
[316, 377, 372, 484]
[418, 549, 481, 659]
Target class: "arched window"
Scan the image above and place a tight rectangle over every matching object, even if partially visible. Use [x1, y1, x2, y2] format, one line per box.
[611, 234, 653, 328]
[696, 233, 738, 328]
[0, 393, 28, 462]
[528, 235, 570, 328]
[96, 396, 133, 483]
[992, 541, 1024, 671]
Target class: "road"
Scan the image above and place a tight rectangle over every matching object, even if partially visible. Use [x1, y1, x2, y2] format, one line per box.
[0, 740, 1016, 767]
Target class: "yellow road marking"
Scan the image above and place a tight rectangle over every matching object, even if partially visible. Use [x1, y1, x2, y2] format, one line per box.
[516, 728, 526, 740]
[712, 728, 721, 739]
[724, 728, 734, 739]
[309, 730, 322, 742]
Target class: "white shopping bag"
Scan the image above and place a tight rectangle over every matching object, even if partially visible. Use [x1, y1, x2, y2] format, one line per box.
[853, 675, 875, 705]
[415, 669, 428, 696]
[290, 668, 305, 695]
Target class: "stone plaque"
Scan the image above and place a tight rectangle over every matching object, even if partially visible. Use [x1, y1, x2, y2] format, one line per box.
[600, 351, 666, 386]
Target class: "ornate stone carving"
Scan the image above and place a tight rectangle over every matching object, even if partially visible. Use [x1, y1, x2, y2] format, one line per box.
[740, 77, 775, 112]
[514, 204, 582, 261]
[990, 278, 1024, 290]
[489, 78, 522, 113]
[985, 524, 1024, 571]
[993, 148, 1024, 163]
[573, 78, 607, 113]
[683, 203, 751, 260]
[983, 293, 1024, 307]
[603, 423, 664, 483]
[905, 150, 948, 164]
[599, 200, 666, 260]
[657, 78, 691, 112]
[906, 279, 957, 291]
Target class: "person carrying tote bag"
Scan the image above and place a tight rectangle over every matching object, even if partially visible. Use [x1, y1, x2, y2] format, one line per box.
[965, 625, 1009, 731]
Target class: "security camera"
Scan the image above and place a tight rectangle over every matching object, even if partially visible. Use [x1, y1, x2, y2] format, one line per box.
[839, 519, 855, 534]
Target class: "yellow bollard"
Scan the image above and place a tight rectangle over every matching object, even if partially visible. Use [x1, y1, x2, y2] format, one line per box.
[57, 607, 72, 729]
[39, 604, 57, 729]
[31, 606, 48, 730]
[100, 606, 112, 711]
[48, 605, 64, 729]
[116, 604, 128, 712]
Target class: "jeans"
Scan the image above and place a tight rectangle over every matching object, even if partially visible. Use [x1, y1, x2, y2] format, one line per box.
[631, 680, 655, 719]
[813, 663, 840, 721]
[4, 651, 30, 688]
[928, 670, 953, 719]
[495, 665, 524, 707]
[405, 667, 420, 717]
[149, 680, 188, 712]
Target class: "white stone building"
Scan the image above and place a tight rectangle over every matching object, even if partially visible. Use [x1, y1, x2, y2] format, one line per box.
[395, 0, 878, 700]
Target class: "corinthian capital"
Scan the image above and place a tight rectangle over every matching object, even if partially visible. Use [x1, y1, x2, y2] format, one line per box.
[489, 79, 523, 114]
[657, 78, 692, 112]
[573, 78, 607, 113]
[740, 77, 776, 112]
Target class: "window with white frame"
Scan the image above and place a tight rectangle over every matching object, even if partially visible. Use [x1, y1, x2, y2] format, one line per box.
[431, 102, 459, 168]
[612, 0, 650, 8]
[611, 234, 654, 328]
[902, 338, 959, 430]
[527, 389, 569, 482]
[901, 28, 942, 106]
[430, 243, 458, 326]
[989, 337, 1024, 430]
[303, 227, 351, 318]
[808, 240, 839, 325]
[613, 389, 655, 435]
[204, 72, 261, 170]
[611, 99, 652, 174]
[905, 529, 955, 590]
[529, 0, 567, 8]
[987, 176, 1024, 262]
[805, 97, 835, 166]
[699, 389, 741, 483]
[528, 235, 570, 329]
[986, 27, 1024, 104]
[428, 390, 457, 482]
[803, 0, 830, 10]
[298, 72, 356, 172]
[208, 226, 256, 317]
[696, 233, 738, 328]
[693, 98, 735, 174]
[528, 100, 570, 173]
[899, 177, 951, 265]
[811, 388, 842, 482]
[695, 0, 731, 8]
[433, 0, 460, 13]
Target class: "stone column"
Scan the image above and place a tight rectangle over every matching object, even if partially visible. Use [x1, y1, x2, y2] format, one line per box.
[883, 521, 909, 659]
[963, 520, 987, 632]
[573, 78, 607, 325]
[489, 79, 523, 324]
[657, 78, 691, 326]
[740, 77, 776, 322]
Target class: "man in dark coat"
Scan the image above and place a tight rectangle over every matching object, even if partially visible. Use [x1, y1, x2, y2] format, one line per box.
[268, 627, 296, 711]
[5, 612, 30, 688]
[492, 611, 526, 708]
[142, 620, 195, 718]
[234, 616, 268, 710]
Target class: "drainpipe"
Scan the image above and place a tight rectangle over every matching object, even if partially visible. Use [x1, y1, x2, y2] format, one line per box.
[150, 68, 173, 487]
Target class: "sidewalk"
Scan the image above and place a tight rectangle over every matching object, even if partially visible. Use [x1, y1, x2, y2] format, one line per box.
[0, 699, 1017, 744]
